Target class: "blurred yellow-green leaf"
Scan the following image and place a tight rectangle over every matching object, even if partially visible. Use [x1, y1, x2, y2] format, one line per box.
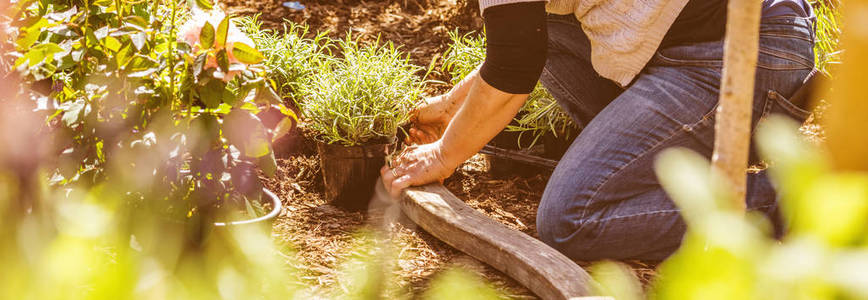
[232, 42, 265, 64]
[422, 268, 502, 300]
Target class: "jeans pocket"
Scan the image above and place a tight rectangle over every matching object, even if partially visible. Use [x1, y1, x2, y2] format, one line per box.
[759, 89, 811, 124]
[749, 90, 810, 164]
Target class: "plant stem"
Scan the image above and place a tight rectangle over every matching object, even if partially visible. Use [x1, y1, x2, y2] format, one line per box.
[168, 0, 177, 110]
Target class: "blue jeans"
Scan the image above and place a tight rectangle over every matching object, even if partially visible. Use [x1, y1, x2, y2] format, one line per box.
[537, 15, 816, 261]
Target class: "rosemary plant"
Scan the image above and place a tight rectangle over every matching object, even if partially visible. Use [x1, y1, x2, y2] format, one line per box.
[238, 15, 333, 103]
[810, 0, 841, 76]
[299, 36, 426, 146]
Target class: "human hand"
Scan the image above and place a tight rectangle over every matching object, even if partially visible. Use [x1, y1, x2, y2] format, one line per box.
[380, 141, 456, 199]
[406, 95, 456, 145]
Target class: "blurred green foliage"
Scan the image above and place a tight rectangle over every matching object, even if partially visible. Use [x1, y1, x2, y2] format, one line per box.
[587, 115, 868, 299]
[0, 1, 501, 298]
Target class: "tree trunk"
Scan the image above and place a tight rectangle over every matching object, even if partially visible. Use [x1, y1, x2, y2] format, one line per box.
[712, 0, 763, 211]
[824, 1, 868, 171]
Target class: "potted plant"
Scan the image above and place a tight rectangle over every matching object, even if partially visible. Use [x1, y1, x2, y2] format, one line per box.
[298, 36, 426, 210]
[11, 0, 294, 242]
[443, 31, 577, 176]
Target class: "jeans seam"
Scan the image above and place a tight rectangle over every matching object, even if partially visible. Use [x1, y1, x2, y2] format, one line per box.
[581, 209, 680, 225]
[760, 32, 813, 42]
[577, 204, 775, 226]
[758, 47, 815, 69]
[655, 51, 813, 70]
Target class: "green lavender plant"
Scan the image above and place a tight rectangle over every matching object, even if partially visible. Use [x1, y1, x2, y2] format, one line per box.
[299, 35, 427, 146]
[810, 0, 842, 76]
[237, 15, 332, 103]
[442, 30, 486, 85]
[443, 30, 576, 149]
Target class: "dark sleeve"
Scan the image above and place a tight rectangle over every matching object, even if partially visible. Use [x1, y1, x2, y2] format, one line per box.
[479, 2, 548, 95]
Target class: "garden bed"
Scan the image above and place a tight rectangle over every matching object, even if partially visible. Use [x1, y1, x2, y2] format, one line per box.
[224, 0, 656, 298]
[3, 0, 848, 297]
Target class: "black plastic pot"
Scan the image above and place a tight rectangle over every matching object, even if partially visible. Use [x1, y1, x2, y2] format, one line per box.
[542, 131, 578, 160]
[317, 141, 392, 211]
[486, 130, 545, 178]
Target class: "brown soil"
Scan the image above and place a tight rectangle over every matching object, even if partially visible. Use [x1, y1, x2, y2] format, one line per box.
[231, 0, 657, 298]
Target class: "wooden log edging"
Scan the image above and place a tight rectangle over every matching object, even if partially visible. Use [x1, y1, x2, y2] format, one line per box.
[400, 184, 599, 300]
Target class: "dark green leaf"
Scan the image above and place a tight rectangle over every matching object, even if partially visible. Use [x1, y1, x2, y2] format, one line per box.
[200, 22, 215, 49]
[193, 53, 208, 78]
[258, 152, 277, 177]
[124, 15, 149, 28]
[222, 86, 238, 107]
[255, 86, 283, 106]
[216, 49, 229, 72]
[125, 54, 158, 71]
[116, 43, 133, 66]
[198, 79, 225, 108]
[231, 42, 265, 65]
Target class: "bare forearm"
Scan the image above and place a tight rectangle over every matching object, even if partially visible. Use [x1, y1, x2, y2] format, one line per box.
[439, 72, 528, 168]
[438, 67, 480, 119]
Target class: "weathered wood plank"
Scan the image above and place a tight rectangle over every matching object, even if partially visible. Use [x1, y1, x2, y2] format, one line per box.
[400, 184, 596, 300]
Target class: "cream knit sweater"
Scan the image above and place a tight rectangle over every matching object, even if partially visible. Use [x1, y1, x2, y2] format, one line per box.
[479, 0, 689, 86]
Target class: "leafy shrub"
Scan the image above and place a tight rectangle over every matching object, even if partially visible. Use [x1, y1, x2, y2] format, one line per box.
[237, 15, 332, 104]
[9, 0, 295, 222]
[299, 36, 426, 146]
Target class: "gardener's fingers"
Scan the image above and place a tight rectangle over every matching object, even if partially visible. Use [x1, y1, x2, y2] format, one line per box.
[389, 174, 414, 199]
[380, 165, 401, 200]
[380, 165, 395, 183]
[407, 127, 437, 145]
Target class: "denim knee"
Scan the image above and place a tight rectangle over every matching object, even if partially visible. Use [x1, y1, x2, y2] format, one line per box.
[536, 191, 595, 254]
[536, 202, 609, 260]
